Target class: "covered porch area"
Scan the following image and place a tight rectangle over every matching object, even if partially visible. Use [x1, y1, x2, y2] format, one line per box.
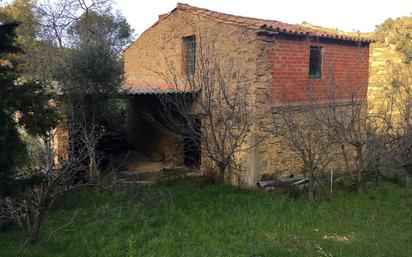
[123, 87, 201, 173]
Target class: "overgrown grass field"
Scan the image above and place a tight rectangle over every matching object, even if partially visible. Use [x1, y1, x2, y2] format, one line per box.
[1, 180, 411, 257]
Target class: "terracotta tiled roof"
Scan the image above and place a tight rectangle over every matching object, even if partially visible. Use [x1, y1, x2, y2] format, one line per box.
[170, 3, 372, 43]
[123, 85, 197, 95]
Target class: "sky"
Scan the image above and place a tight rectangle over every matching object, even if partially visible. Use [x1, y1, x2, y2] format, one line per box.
[114, 0, 412, 36]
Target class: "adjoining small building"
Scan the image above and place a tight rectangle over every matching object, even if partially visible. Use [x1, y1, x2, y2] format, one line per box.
[123, 3, 371, 186]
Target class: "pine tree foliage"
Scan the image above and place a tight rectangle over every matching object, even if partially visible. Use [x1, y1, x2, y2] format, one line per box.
[0, 22, 59, 197]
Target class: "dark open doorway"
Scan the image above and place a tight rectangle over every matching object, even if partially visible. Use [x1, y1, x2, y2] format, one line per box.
[183, 116, 201, 168]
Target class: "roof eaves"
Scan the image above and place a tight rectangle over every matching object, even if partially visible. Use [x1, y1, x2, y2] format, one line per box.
[258, 24, 374, 43]
[123, 86, 198, 96]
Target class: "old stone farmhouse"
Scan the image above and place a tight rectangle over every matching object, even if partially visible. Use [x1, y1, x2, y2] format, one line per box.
[123, 3, 371, 186]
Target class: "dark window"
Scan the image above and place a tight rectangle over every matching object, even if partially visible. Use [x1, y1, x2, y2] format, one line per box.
[183, 35, 196, 76]
[309, 46, 322, 78]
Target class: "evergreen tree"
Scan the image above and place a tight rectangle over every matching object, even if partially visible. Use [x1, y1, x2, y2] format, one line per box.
[55, 10, 132, 177]
[0, 22, 59, 197]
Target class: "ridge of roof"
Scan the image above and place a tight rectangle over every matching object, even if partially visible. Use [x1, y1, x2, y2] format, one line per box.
[174, 3, 372, 43]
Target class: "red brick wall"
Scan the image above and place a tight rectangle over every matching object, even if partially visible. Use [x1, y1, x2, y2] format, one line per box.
[267, 36, 369, 104]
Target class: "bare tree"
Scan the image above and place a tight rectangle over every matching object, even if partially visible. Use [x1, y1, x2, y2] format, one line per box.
[384, 63, 412, 185]
[145, 40, 254, 183]
[0, 145, 111, 244]
[267, 55, 383, 198]
[320, 83, 390, 192]
[37, 0, 113, 48]
[269, 86, 337, 202]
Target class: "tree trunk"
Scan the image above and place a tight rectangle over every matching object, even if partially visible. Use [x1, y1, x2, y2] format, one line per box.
[86, 134, 99, 179]
[355, 146, 364, 193]
[340, 144, 350, 173]
[405, 166, 412, 187]
[28, 204, 47, 244]
[308, 173, 315, 202]
[43, 134, 54, 176]
[406, 173, 411, 187]
[89, 150, 97, 178]
[329, 170, 334, 198]
[375, 167, 380, 185]
[217, 164, 226, 184]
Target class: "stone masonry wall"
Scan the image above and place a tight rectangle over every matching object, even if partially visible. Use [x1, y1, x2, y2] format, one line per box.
[255, 105, 361, 178]
[123, 10, 258, 89]
[123, 9, 259, 184]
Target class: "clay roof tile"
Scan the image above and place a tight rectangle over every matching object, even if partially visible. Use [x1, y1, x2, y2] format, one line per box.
[174, 3, 372, 42]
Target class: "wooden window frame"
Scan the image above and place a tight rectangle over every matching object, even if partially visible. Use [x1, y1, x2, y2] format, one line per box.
[309, 46, 323, 79]
[182, 35, 196, 76]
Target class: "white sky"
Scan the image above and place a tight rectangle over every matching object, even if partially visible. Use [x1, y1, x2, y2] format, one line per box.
[114, 0, 412, 36]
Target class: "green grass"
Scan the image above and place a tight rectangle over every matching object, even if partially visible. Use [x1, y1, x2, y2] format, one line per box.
[1, 180, 412, 257]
